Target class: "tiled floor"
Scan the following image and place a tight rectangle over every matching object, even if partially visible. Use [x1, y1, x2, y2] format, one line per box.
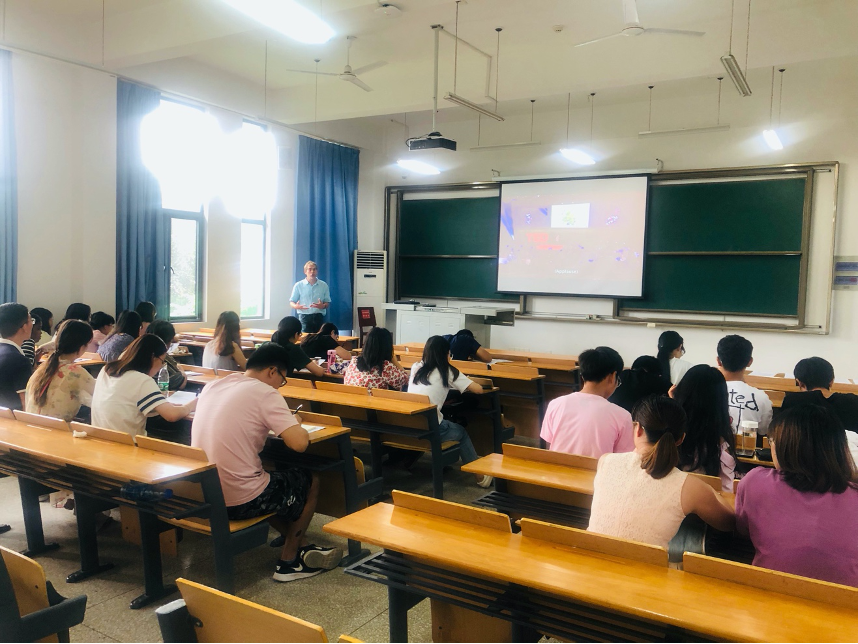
[0, 448, 486, 643]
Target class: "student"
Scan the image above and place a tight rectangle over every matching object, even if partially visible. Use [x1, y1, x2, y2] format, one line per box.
[30, 307, 53, 346]
[716, 335, 773, 435]
[98, 310, 142, 362]
[148, 320, 186, 391]
[442, 329, 491, 363]
[91, 335, 196, 438]
[608, 355, 670, 413]
[407, 335, 491, 487]
[270, 316, 325, 377]
[343, 327, 407, 391]
[21, 314, 41, 366]
[300, 322, 351, 361]
[25, 320, 95, 421]
[735, 405, 858, 586]
[671, 365, 737, 493]
[540, 346, 634, 458]
[39, 303, 96, 355]
[136, 301, 156, 334]
[0, 303, 34, 410]
[780, 357, 858, 432]
[90, 311, 115, 347]
[202, 311, 247, 372]
[192, 343, 342, 582]
[289, 261, 331, 333]
[657, 330, 691, 385]
[588, 395, 736, 549]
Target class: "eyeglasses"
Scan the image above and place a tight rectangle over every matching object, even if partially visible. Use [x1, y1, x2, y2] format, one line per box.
[275, 369, 287, 388]
[615, 374, 622, 387]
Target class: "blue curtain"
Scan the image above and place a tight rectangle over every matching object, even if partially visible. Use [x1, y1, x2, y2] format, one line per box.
[294, 136, 359, 331]
[115, 80, 168, 317]
[0, 50, 17, 303]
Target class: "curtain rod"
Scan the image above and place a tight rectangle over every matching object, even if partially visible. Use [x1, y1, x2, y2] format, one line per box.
[0, 42, 361, 151]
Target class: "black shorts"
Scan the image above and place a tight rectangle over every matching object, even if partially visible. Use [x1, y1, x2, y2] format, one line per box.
[227, 468, 312, 523]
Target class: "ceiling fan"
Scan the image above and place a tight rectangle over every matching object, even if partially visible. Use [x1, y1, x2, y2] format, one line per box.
[283, 36, 386, 92]
[574, 0, 705, 47]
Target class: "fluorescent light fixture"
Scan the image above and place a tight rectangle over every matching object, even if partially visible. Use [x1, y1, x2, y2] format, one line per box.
[721, 54, 752, 97]
[559, 148, 596, 165]
[223, 0, 334, 44]
[471, 141, 542, 152]
[639, 125, 730, 138]
[396, 159, 441, 175]
[763, 129, 784, 150]
[443, 92, 505, 122]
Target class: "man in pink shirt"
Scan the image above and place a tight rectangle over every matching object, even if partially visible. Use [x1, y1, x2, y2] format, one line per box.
[192, 343, 342, 582]
[540, 346, 635, 458]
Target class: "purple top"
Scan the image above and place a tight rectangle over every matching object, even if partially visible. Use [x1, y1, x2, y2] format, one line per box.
[736, 467, 858, 586]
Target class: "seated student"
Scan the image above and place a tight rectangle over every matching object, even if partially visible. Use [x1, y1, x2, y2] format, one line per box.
[30, 307, 53, 346]
[39, 303, 96, 354]
[671, 365, 737, 493]
[442, 329, 491, 363]
[608, 355, 670, 413]
[736, 405, 858, 586]
[191, 343, 342, 582]
[588, 395, 736, 549]
[540, 346, 634, 458]
[98, 310, 142, 362]
[89, 311, 115, 347]
[25, 320, 95, 421]
[92, 335, 196, 438]
[343, 327, 407, 390]
[300, 322, 351, 362]
[716, 334, 773, 435]
[269, 316, 325, 377]
[147, 320, 186, 391]
[407, 335, 491, 486]
[657, 330, 692, 385]
[780, 357, 858, 432]
[0, 303, 34, 410]
[20, 313, 41, 366]
[202, 311, 247, 372]
[136, 301, 156, 335]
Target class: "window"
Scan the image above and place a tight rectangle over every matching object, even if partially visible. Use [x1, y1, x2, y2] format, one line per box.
[168, 212, 204, 320]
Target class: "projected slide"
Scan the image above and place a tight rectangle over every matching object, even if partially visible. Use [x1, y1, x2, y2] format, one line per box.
[497, 176, 649, 297]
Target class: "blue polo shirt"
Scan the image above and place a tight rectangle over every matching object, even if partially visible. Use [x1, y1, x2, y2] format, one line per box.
[290, 279, 331, 318]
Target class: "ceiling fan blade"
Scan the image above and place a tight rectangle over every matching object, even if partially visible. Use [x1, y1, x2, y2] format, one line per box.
[622, 0, 640, 26]
[343, 75, 373, 92]
[282, 68, 340, 76]
[573, 32, 624, 47]
[350, 60, 388, 76]
[643, 28, 706, 37]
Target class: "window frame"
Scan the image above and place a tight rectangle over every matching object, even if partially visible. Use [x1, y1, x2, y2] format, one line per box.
[238, 118, 270, 321]
[167, 208, 206, 322]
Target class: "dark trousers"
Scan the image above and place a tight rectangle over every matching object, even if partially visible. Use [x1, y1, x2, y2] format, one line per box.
[299, 313, 324, 333]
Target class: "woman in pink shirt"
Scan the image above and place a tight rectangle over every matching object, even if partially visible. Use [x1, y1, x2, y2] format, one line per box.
[736, 405, 858, 586]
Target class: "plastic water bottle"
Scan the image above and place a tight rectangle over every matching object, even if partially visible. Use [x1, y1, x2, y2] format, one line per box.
[157, 364, 170, 393]
[120, 483, 173, 503]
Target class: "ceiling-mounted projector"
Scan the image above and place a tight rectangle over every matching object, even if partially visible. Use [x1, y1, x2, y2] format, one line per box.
[406, 131, 457, 151]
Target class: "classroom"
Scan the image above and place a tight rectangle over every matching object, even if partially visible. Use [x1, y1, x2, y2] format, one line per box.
[1, 0, 858, 642]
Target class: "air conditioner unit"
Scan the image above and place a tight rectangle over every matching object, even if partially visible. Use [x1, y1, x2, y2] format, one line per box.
[353, 250, 387, 334]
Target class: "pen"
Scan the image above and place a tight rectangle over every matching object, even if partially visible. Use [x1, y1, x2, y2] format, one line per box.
[293, 404, 303, 414]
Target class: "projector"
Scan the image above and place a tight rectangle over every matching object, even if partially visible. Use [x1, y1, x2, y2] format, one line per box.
[406, 132, 457, 152]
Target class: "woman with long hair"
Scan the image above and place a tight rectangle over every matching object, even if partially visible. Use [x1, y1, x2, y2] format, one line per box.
[300, 322, 351, 361]
[656, 330, 691, 385]
[343, 327, 406, 390]
[25, 320, 96, 421]
[98, 310, 142, 362]
[92, 335, 196, 438]
[203, 311, 247, 371]
[670, 364, 737, 492]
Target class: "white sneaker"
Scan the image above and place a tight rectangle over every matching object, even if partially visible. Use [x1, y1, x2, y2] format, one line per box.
[477, 475, 494, 488]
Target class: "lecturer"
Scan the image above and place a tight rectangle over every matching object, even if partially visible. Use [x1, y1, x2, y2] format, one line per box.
[290, 260, 331, 333]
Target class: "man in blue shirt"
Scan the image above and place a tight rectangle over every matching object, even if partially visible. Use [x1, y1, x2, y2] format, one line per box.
[290, 261, 331, 333]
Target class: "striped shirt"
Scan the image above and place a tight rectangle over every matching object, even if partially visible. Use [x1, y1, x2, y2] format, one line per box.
[21, 339, 35, 366]
[91, 369, 168, 438]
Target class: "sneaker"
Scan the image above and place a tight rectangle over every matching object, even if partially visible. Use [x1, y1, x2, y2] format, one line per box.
[300, 544, 342, 570]
[476, 475, 494, 489]
[272, 558, 324, 583]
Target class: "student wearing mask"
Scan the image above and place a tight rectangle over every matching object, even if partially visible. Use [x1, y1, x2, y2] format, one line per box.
[300, 322, 351, 362]
[26, 320, 96, 421]
[202, 311, 247, 372]
[343, 327, 407, 391]
[657, 330, 692, 385]
[407, 335, 491, 487]
[0, 303, 34, 410]
[671, 365, 737, 493]
[442, 329, 492, 363]
[608, 355, 670, 413]
[716, 334, 773, 435]
[588, 395, 736, 549]
[148, 320, 186, 391]
[780, 357, 858, 432]
[92, 335, 196, 438]
[270, 316, 325, 377]
[736, 405, 858, 586]
[540, 346, 634, 458]
[90, 311, 115, 347]
[98, 310, 142, 362]
[135, 301, 156, 335]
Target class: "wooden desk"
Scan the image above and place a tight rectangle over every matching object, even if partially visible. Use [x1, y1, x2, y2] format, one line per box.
[326, 500, 858, 643]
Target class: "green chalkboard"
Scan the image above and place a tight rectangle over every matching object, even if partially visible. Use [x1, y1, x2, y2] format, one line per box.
[398, 257, 518, 301]
[399, 197, 500, 256]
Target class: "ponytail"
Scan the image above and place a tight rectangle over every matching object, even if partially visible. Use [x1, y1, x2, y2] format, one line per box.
[31, 352, 62, 408]
[640, 432, 681, 479]
[29, 319, 93, 408]
[631, 394, 687, 480]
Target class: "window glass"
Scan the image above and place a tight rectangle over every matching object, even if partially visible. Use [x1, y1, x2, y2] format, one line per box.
[169, 217, 201, 319]
[240, 221, 265, 318]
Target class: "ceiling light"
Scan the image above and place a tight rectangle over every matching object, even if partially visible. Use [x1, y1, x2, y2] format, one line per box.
[721, 54, 751, 97]
[444, 93, 505, 122]
[375, 3, 402, 17]
[559, 148, 596, 165]
[223, 0, 334, 44]
[397, 159, 441, 175]
[763, 129, 783, 150]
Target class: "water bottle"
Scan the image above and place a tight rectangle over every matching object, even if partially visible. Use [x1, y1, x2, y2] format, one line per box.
[157, 364, 170, 393]
[120, 483, 173, 503]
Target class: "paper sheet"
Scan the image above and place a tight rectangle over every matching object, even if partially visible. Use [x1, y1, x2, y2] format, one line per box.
[183, 371, 203, 377]
[301, 424, 326, 433]
[167, 391, 198, 405]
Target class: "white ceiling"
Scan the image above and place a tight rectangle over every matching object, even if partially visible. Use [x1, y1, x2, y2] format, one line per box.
[4, 0, 858, 123]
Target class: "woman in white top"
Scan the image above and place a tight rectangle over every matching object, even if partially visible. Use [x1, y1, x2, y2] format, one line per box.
[202, 311, 246, 372]
[92, 335, 196, 438]
[588, 395, 735, 550]
[657, 330, 692, 385]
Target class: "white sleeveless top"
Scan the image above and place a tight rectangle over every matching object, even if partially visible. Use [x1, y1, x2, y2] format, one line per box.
[202, 341, 239, 371]
[588, 451, 689, 549]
